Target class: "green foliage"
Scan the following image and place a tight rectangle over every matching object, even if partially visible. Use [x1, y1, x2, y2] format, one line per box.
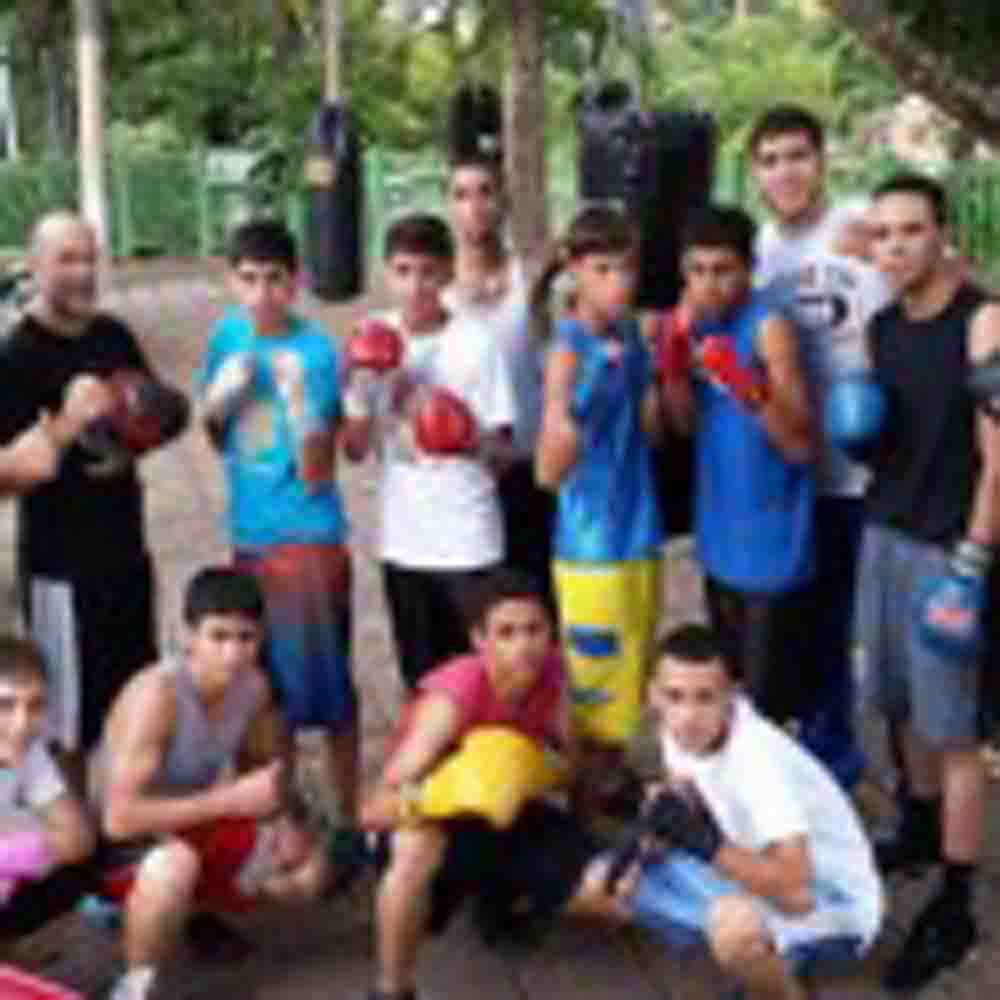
[644, 0, 898, 154]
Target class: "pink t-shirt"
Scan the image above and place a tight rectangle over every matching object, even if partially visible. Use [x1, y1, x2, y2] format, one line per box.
[417, 650, 565, 746]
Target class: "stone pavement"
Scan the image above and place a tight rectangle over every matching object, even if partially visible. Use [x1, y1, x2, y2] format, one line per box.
[2, 269, 1000, 998]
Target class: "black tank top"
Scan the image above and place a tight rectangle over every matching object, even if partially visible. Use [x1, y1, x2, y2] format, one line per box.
[865, 283, 987, 543]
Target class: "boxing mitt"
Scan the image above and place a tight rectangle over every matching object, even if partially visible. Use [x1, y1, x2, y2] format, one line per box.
[418, 727, 569, 830]
[412, 387, 480, 456]
[695, 335, 768, 410]
[0, 830, 53, 882]
[824, 372, 887, 462]
[345, 318, 404, 375]
[914, 540, 992, 662]
[655, 304, 693, 383]
[101, 369, 190, 455]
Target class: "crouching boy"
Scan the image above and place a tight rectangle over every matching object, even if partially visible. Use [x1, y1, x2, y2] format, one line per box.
[0, 636, 95, 938]
[362, 568, 625, 1000]
[621, 625, 883, 999]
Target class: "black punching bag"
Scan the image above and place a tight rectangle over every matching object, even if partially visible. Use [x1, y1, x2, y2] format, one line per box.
[447, 83, 503, 164]
[304, 102, 363, 302]
[576, 83, 716, 309]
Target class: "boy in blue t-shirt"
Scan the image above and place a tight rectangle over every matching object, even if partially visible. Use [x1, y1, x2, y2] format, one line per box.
[196, 219, 363, 823]
[660, 205, 817, 726]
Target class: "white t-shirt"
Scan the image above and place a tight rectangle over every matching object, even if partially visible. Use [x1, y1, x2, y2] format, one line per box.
[0, 739, 67, 816]
[373, 308, 516, 569]
[443, 259, 542, 459]
[756, 201, 892, 497]
[659, 695, 883, 949]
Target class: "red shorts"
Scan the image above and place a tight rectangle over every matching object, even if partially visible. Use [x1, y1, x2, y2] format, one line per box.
[101, 818, 260, 913]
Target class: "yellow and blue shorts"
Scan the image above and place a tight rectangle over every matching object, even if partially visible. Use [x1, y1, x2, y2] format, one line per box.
[553, 558, 660, 746]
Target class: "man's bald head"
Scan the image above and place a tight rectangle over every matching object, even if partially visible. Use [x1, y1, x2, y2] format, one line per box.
[27, 211, 99, 332]
[29, 211, 95, 260]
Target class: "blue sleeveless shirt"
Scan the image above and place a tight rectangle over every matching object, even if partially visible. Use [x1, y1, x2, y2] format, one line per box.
[552, 316, 664, 563]
[693, 290, 815, 592]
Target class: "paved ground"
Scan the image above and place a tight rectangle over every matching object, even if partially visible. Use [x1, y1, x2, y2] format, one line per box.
[3, 265, 1000, 998]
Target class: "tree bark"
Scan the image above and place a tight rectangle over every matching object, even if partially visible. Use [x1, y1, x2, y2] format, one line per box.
[821, 0, 1000, 144]
[505, 0, 548, 277]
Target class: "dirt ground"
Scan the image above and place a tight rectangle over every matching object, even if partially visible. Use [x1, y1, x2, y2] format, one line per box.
[3, 265, 1000, 998]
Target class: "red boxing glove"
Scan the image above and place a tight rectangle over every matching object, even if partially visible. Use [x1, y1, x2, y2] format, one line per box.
[413, 387, 480, 456]
[346, 318, 404, 374]
[697, 335, 769, 410]
[656, 305, 693, 383]
[100, 368, 189, 455]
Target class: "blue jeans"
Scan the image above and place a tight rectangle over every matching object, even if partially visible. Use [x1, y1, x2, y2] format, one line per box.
[799, 496, 866, 787]
[628, 851, 869, 979]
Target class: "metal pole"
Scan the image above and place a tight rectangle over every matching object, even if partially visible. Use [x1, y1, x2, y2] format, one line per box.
[75, 0, 109, 284]
[323, 0, 341, 103]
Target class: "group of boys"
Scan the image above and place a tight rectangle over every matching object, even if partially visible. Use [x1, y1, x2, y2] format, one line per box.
[0, 96, 993, 1000]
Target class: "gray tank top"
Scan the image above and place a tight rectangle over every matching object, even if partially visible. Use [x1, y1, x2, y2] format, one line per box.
[150, 658, 266, 795]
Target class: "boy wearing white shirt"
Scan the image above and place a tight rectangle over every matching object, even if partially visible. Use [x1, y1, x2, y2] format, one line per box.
[442, 153, 553, 598]
[750, 105, 892, 787]
[625, 625, 883, 999]
[345, 214, 517, 689]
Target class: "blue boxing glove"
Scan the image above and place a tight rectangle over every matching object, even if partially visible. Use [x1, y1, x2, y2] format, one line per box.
[914, 540, 993, 661]
[824, 372, 888, 463]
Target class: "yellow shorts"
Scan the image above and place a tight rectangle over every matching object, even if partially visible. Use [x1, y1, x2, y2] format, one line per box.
[553, 558, 661, 746]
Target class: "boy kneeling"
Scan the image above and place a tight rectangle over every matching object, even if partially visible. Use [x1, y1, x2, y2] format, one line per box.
[0, 637, 95, 939]
[362, 569, 624, 1000]
[620, 625, 883, 998]
[97, 568, 332, 1000]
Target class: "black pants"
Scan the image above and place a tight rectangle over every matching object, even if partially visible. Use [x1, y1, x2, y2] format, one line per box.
[381, 562, 492, 689]
[705, 576, 816, 724]
[0, 863, 95, 938]
[498, 458, 555, 605]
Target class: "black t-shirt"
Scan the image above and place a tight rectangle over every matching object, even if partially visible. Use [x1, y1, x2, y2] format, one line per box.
[0, 312, 150, 578]
[865, 283, 987, 544]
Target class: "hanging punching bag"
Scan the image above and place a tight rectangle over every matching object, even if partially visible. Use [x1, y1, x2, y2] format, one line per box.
[633, 110, 716, 310]
[576, 84, 716, 309]
[304, 101, 363, 302]
[447, 83, 503, 164]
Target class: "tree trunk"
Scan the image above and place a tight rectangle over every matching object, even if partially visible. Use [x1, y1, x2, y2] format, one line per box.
[505, 0, 548, 276]
[42, 46, 67, 159]
[821, 0, 1000, 144]
[75, 0, 109, 278]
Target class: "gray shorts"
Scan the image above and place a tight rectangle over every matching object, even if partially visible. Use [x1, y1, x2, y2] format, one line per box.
[855, 523, 981, 747]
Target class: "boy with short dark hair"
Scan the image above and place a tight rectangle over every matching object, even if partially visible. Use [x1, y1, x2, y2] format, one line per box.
[443, 153, 553, 598]
[344, 213, 516, 690]
[660, 204, 817, 725]
[0, 635, 95, 938]
[623, 624, 882, 999]
[361, 567, 618, 1000]
[197, 218, 362, 824]
[98, 567, 332, 1000]
[749, 103, 891, 787]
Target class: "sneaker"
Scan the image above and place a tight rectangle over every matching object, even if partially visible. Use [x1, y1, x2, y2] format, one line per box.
[107, 966, 157, 1000]
[882, 893, 977, 993]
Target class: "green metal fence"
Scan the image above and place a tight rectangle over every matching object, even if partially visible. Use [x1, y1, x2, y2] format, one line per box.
[1, 147, 999, 276]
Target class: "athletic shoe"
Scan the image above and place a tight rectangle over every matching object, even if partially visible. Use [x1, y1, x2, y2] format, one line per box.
[882, 892, 977, 992]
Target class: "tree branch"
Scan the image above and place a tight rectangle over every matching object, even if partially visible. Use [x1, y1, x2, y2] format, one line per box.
[821, 0, 1000, 143]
